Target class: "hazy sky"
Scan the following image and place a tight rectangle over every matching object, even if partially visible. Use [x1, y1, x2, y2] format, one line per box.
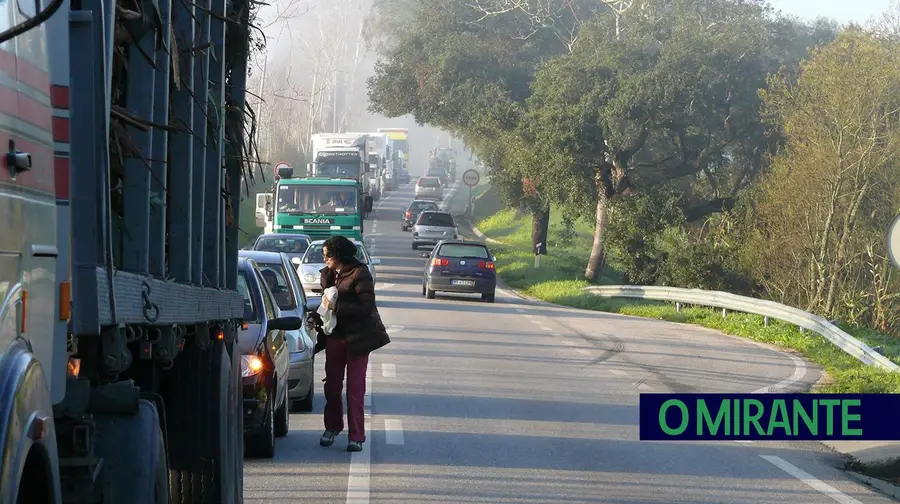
[766, 0, 893, 24]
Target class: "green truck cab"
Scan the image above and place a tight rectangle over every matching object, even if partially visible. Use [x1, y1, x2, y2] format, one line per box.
[271, 176, 365, 241]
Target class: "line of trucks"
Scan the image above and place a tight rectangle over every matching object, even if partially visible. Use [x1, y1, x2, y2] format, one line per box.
[254, 129, 412, 242]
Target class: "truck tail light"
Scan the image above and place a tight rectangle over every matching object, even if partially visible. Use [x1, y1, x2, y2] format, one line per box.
[478, 261, 494, 269]
[433, 258, 449, 267]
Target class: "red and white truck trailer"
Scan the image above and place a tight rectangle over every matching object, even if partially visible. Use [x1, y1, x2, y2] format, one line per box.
[0, 0, 258, 500]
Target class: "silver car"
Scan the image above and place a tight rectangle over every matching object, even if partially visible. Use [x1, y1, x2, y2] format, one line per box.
[239, 250, 316, 412]
[414, 176, 443, 200]
[292, 239, 380, 300]
[412, 211, 458, 250]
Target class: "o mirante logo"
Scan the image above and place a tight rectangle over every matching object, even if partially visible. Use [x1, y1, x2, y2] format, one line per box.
[640, 393, 896, 441]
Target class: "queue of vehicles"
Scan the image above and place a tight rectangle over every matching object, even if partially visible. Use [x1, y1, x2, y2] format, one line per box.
[255, 129, 413, 242]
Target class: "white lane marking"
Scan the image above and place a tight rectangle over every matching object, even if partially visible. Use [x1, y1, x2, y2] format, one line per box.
[348, 368, 372, 504]
[735, 440, 754, 444]
[514, 307, 525, 313]
[561, 340, 576, 346]
[540, 326, 553, 332]
[530, 319, 542, 325]
[760, 455, 864, 504]
[552, 333, 563, 337]
[609, 369, 628, 376]
[752, 354, 806, 393]
[382, 363, 396, 378]
[386, 325, 404, 334]
[376, 282, 395, 290]
[384, 419, 405, 445]
[576, 348, 591, 355]
[636, 383, 654, 391]
[525, 314, 535, 319]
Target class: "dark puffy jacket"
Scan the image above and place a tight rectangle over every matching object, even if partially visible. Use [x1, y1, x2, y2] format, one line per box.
[313, 258, 390, 357]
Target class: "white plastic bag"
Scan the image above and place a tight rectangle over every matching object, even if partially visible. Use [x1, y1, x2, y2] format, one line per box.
[317, 286, 338, 335]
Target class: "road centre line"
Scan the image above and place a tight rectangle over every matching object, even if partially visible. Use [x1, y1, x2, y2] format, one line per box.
[561, 340, 576, 346]
[540, 326, 553, 332]
[759, 455, 864, 504]
[576, 348, 591, 355]
[348, 375, 373, 503]
[384, 419, 404, 445]
[382, 363, 396, 378]
[609, 369, 628, 376]
[637, 383, 654, 391]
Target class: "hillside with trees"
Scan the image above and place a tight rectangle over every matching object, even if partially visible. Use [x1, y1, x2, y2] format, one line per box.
[366, 0, 900, 337]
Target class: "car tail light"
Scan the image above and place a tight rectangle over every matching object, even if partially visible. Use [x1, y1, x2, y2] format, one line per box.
[433, 258, 449, 267]
[478, 261, 495, 269]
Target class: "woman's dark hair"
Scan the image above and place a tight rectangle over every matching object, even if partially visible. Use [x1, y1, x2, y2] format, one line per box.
[322, 235, 358, 263]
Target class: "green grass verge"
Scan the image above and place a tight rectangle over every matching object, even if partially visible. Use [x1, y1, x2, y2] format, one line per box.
[473, 205, 900, 394]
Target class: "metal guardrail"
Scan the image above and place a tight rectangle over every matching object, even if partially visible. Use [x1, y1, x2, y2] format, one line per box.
[581, 285, 899, 372]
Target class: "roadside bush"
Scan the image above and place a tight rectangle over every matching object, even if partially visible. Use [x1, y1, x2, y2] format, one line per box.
[605, 187, 685, 285]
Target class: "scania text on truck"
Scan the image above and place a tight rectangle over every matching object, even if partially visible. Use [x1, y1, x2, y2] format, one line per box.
[308, 133, 374, 218]
[0, 0, 275, 501]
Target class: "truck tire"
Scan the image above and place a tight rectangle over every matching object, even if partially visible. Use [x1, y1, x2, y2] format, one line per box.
[165, 337, 242, 504]
[91, 399, 168, 504]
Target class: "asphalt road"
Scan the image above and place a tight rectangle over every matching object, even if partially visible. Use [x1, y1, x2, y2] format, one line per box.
[244, 181, 895, 504]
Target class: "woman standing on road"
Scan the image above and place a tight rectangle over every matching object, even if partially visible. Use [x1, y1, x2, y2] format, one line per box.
[314, 235, 390, 452]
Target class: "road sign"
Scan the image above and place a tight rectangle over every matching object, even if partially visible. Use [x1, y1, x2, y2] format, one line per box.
[462, 169, 480, 187]
[889, 214, 900, 269]
[273, 161, 291, 180]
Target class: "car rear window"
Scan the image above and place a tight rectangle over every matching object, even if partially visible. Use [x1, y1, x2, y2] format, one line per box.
[437, 244, 490, 259]
[417, 212, 455, 227]
[410, 201, 439, 212]
[237, 270, 260, 323]
[256, 263, 296, 311]
[253, 236, 310, 254]
[418, 178, 440, 187]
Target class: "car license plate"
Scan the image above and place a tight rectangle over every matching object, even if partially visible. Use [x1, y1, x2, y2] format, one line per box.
[451, 280, 475, 286]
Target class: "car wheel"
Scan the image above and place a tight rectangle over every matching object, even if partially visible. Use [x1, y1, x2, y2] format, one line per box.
[421, 283, 426, 297]
[275, 393, 289, 438]
[247, 389, 275, 458]
[293, 377, 314, 412]
[425, 287, 436, 299]
[482, 291, 496, 303]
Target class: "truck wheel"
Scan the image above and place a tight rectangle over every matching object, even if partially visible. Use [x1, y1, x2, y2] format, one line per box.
[155, 425, 170, 504]
[165, 337, 241, 503]
[91, 399, 169, 504]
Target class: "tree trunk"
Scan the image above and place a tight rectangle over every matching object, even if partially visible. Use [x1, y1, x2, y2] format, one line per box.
[531, 203, 550, 255]
[584, 191, 609, 282]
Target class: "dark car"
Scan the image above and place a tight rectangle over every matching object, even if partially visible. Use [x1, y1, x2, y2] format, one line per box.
[252, 233, 312, 264]
[401, 199, 440, 231]
[239, 250, 316, 412]
[426, 167, 449, 187]
[421, 240, 497, 303]
[237, 257, 301, 458]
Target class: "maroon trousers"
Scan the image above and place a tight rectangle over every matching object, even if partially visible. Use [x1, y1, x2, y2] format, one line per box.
[323, 337, 369, 442]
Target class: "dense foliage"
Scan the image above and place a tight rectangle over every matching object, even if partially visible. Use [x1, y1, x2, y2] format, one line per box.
[366, 0, 900, 335]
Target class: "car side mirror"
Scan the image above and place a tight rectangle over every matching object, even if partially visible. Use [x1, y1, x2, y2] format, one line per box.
[370, 258, 381, 265]
[291, 257, 301, 265]
[492, 256, 497, 262]
[269, 316, 302, 331]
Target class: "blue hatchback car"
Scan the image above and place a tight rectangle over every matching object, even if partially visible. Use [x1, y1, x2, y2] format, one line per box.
[421, 240, 497, 303]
